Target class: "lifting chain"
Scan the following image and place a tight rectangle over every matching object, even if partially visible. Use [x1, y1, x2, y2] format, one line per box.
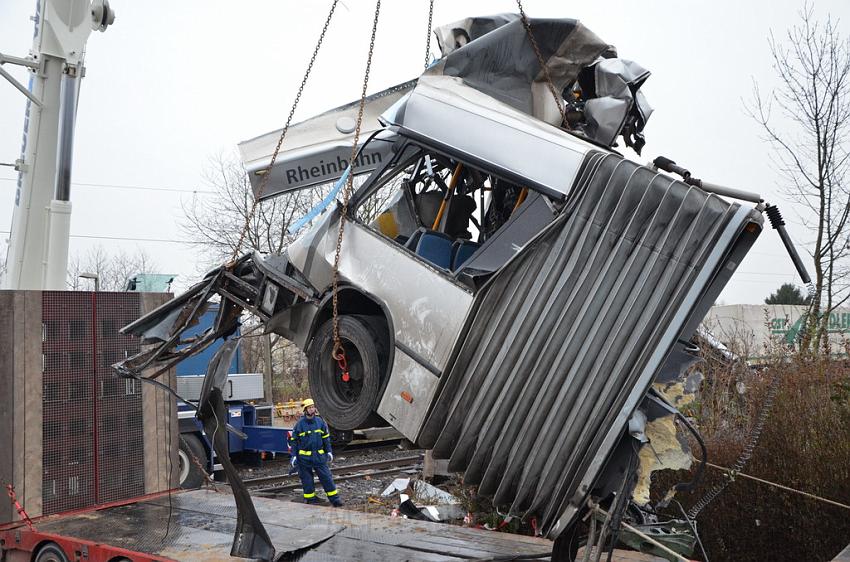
[6, 483, 35, 531]
[516, 0, 569, 129]
[227, 0, 340, 263]
[330, 0, 382, 367]
[180, 435, 216, 489]
[424, 0, 435, 68]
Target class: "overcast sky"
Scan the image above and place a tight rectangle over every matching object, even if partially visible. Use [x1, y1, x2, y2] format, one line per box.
[2, 0, 849, 301]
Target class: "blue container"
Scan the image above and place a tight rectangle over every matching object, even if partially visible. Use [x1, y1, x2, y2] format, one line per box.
[175, 307, 241, 376]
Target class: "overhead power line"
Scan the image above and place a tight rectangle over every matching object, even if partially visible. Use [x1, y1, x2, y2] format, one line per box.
[0, 176, 215, 194]
[0, 229, 194, 244]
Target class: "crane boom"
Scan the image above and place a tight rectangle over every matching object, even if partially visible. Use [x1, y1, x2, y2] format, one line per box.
[2, 0, 114, 289]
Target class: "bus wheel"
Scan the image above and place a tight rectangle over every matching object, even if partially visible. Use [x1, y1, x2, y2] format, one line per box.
[308, 316, 385, 430]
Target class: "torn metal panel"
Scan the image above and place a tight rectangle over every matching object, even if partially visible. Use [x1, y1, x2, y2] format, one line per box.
[433, 14, 520, 56]
[197, 340, 275, 560]
[265, 301, 319, 350]
[417, 152, 762, 538]
[120, 274, 215, 342]
[426, 18, 612, 125]
[412, 479, 462, 506]
[456, 190, 557, 275]
[425, 15, 653, 151]
[381, 478, 411, 497]
[383, 480, 466, 523]
[116, 252, 318, 380]
[579, 58, 653, 152]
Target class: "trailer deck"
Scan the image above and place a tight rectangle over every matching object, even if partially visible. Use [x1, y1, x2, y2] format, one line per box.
[2, 489, 555, 561]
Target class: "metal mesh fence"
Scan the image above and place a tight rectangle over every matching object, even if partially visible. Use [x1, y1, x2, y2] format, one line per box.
[96, 292, 145, 503]
[41, 291, 145, 515]
[42, 291, 96, 514]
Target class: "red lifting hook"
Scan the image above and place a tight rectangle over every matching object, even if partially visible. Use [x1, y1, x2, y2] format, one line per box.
[335, 349, 350, 382]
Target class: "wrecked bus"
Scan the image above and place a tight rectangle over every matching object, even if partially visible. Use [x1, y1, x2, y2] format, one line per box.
[115, 15, 788, 558]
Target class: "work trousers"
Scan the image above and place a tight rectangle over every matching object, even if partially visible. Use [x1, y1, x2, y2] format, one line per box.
[296, 460, 340, 504]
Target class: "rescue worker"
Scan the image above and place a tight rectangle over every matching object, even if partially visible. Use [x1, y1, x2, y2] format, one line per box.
[288, 398, 343, 507]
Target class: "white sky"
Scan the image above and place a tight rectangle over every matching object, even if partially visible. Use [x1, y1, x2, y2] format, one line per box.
[2, 0, 849, 301]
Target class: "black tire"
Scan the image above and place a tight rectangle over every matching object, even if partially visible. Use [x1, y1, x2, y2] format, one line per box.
[308, 315, 386, 430]
[551, 527, 579, 562]
[178, 433, 208, 489]
[34, 543, 69, 562]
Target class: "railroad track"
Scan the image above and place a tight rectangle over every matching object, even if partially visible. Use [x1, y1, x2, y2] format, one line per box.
[341, 438, 404, 452]
[245, 454, 423, 494]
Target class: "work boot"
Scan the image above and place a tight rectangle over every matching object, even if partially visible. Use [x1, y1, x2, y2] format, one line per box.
[330, 498, 343, 508]
[305, 498, 320, 505]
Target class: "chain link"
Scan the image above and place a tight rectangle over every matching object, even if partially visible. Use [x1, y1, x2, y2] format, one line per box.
[331, 0, 382, 359]
[424, 0, 435, 68]
[6, 483, 35, 531]
[227, 0, 339, 263]
[180, 435, 216, 489]
[515, 0, 569, 129]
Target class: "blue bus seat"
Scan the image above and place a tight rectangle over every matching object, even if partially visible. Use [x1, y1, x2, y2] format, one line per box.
[452, 240, 481, 270]
[416, 230, 454, 269]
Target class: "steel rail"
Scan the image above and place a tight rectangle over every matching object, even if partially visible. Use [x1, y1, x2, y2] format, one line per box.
[244, 454, 423, 489]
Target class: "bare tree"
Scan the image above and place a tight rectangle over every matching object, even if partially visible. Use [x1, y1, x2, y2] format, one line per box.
[749, 3, 850, 351]
[238, 326, 310, 402]
[66, 246, 159, 291]
[180, 152, 341, 270]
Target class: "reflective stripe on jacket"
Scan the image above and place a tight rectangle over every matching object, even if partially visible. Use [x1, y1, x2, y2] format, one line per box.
[288, 415, 332, 461]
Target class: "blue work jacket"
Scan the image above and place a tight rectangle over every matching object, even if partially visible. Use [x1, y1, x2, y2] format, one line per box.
[289, 414, 332, 464]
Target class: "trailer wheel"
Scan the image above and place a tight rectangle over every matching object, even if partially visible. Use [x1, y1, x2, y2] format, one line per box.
[308, 316, 385, 430]
[178, 434, 208, 489]
[34, 543, 69, 562]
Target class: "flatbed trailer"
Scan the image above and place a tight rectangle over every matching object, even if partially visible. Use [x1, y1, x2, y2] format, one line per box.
[1, 489, 555, 561]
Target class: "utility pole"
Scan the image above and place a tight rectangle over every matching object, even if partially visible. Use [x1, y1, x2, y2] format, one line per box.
[1, 0, 115, 290]
[263, 334, 275, 421]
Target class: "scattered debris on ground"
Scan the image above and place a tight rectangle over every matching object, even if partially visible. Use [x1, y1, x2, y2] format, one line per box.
[236, 445, 540, 536]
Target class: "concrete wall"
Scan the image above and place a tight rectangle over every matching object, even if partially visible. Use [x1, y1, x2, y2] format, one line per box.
[0, 291, 17, 523]
[0, 291, 42, 523]
[141, 293, 179, 493]
[704, 304, 850, 360]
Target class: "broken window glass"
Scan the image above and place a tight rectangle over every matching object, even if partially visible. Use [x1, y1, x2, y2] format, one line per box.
[352, 141, 559, 282]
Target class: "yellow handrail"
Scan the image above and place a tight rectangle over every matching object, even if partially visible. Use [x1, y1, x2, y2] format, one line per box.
[432, 162, 464, 230]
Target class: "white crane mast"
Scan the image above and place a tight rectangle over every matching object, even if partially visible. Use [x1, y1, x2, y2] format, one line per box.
[1, 0, 114, 289]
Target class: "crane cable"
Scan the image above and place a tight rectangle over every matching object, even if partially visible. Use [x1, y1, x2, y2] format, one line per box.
[226, 0, 340, 263]
[330, 0, 382, 363]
